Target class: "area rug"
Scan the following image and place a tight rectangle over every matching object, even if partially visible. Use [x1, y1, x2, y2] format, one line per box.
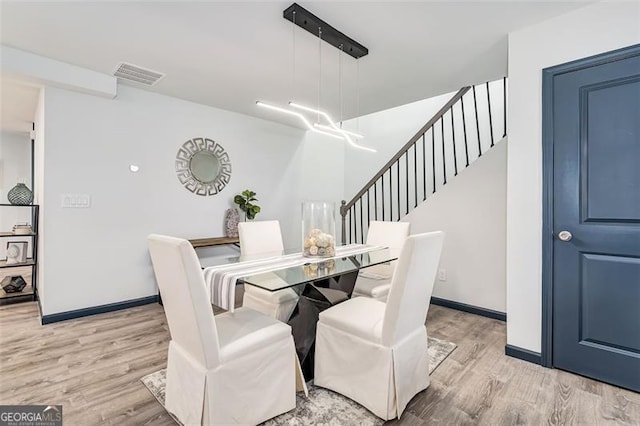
[141, 337, 456, 425]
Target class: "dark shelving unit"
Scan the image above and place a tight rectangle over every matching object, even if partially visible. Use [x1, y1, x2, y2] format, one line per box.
[0, 204, 39, 305]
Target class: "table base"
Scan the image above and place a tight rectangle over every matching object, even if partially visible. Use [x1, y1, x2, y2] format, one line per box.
[288, 271, 359, 379]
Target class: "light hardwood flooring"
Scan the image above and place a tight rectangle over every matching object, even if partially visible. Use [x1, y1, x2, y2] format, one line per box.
[1, 302, 638, 425]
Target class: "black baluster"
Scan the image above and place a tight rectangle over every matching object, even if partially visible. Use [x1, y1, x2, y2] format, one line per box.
[451, 107, 458, 176]
[346, 206, 349, 244]
[356, 203, 359, 244]
[414, 144, 418, 208]
[396, 160, 400, 221]
[441, 117, 447, 185]
[354, 205, 358, 244]
[349, 206, 356, 243]
[388, 166, 393, 220]
[367, 188, 370, 229]
[422, 133, 427, 201]
[359, 198, 363, 244]
[405, 153, 409, 215]
[473, 85, 482, 157]
[487, 81, 494, 147]
[381, 171, 385, 221]
[503, 76, 507, 138]
[374, 181, 378, 220]
[431, 127, 436, 193]
[461, 95, 470, 167]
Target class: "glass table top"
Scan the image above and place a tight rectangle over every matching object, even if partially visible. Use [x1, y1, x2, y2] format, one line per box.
[198, 247, 300, 269]
[198, 246, 397, 292]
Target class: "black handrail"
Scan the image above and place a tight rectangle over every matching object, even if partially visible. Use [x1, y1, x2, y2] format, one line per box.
[340, 78, 507, 244]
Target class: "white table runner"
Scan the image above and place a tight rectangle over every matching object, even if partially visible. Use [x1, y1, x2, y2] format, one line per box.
[203, 244, 380, 311]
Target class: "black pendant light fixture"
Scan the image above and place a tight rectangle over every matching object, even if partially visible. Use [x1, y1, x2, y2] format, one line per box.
[257, 3, 375, 152]
[282, 3, 368, 59]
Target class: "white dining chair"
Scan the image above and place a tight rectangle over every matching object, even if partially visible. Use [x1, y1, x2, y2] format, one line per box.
[352, 221, 411, 301]
[239, 220, 299, 322]
[148, 234, 297, 425]
[314, 231, 445, 421]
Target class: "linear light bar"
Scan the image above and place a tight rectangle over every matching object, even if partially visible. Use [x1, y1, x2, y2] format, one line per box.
[283, 3, 368, 59]
[289, 102, 376, 152]
[256, 101, 343, 140]
[314, 123, 364, 139]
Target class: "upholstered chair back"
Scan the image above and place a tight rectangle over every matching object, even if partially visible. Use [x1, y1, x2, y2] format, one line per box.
[238, 220, 285, 256]
[381, 231, 444, 346]
[148, 234, 221, 368]
[366, 221, 411, 258]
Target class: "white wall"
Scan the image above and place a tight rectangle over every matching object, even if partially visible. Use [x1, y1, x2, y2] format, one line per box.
[343, 80, 505, 201]
[341, 80, 505, 251]
[506, 1, 640, 352]
[1, 44, 116, 99]
[340, 79, 507, 313]
[0, 130, 32, 258]
[342, 91, 455, 198]
[39, 84, 343, 316]
[404, 138, 507, 312]
[34, 88, 46, 310]
[0, 130, 31, 201]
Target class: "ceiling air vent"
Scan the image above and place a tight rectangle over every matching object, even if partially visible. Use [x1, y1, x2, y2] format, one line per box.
[113, 62, 165, 86]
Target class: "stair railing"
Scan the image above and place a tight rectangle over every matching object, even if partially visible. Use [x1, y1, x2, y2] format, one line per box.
[340, 77, 507, 244]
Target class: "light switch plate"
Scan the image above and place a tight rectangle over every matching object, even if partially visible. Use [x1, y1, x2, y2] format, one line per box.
[438, 269, 447, 281]
[61, 194, 91, 208]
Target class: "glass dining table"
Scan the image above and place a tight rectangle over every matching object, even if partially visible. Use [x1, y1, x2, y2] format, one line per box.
[197, 245, 397, 378]
[199, 246, 395, 289]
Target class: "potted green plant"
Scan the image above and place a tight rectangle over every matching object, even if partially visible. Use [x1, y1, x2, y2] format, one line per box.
[234, 189, 261, 221]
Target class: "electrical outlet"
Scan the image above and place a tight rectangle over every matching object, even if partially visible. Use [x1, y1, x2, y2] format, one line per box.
[438, 269, 447, 281]
[61, 194, 91, 208]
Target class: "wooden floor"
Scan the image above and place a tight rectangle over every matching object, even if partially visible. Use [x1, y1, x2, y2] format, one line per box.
[1, 302, 638, 425]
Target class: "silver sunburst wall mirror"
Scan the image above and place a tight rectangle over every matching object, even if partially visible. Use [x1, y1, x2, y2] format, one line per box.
[175, 137, 232, 196]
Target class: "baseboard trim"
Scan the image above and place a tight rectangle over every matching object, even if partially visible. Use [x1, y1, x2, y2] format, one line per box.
[41, 295, 159, 325]
[505, 344, 542, 365]
[0, 293, 36, 306]
[430, 296, 506, 321]
[36, 296, 43, 317]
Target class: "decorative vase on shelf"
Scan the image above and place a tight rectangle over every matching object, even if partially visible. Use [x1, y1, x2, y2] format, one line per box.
[302, 201, 336, 258]
[7, 183, 34, 205]
[224, 208, 240, 238]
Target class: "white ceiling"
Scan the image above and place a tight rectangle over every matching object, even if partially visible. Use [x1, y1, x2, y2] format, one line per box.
[0, 78, 39, 133]
[0, 1, 591, 130]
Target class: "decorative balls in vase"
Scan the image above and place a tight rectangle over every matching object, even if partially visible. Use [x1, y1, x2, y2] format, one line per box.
[302, 201, 336, 258]
[303, 259, 336, 278]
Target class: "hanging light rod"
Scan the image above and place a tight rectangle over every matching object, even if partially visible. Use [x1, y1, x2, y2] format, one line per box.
[283, 3, 369, 59]
[314, 124, 364, 139]
[256, 100, 376, 152]
[255, 101, 343, 140]
[289, 102, 376, 152]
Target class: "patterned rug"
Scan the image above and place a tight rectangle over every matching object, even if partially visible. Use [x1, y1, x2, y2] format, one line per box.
[141, 337, 456, 425]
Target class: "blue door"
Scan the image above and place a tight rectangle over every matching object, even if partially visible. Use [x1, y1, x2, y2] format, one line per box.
[548, 46, 640, 391]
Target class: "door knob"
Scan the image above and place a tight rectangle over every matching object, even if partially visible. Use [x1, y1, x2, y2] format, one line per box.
[558, 231, 573, 242]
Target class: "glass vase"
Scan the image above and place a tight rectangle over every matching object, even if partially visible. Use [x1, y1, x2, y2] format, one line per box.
[302, 201, 336, 258]
[7, 183, 34, 205]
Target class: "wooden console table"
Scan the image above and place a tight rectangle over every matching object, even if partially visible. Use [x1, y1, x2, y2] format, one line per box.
[188, 236, 240, 248]
[157, 236, 240, 306]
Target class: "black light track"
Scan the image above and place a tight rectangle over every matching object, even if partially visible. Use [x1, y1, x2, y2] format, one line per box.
[283, 3, 369, 59]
